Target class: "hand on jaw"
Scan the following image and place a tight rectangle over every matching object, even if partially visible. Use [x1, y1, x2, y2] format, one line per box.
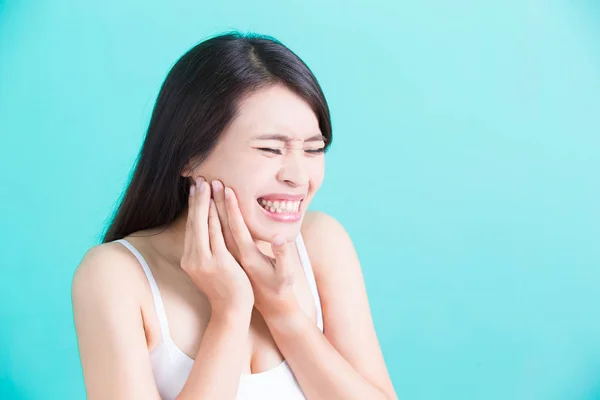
[193, 176, 302, 320]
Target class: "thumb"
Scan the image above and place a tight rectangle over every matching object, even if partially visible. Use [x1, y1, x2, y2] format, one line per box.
[271, 234, 294, 284]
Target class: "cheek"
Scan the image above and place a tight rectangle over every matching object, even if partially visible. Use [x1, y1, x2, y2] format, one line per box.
[309, 162, 325, 191]
[235, 189, 259, 214]
[224, 179, 263, 220]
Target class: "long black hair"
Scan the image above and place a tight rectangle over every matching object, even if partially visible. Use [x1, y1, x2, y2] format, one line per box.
[101, 31, 333, 243]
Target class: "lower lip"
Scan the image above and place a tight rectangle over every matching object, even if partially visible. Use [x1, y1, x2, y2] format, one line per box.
[257, 201, 302, 222]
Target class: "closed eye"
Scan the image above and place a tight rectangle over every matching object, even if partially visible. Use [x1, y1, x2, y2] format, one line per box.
[257, 147, 282, 155]
[256, 147, 326, 155]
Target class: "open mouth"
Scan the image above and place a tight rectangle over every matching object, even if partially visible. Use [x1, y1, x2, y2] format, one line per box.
[256, 198, 302, 214]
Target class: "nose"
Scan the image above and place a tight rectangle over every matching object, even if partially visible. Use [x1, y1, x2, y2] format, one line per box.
[276, 150, 309, 187]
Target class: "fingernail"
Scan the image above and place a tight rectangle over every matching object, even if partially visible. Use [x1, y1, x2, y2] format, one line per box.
[273, 235, 285, 246]
[224, 187, 231, 199]
[189, 184, 196, 196]
[211, 180, 220, 192]
[199, 181, 205, 192]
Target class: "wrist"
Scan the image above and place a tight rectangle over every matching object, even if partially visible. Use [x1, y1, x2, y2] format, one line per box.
[264, 306, 309, 336]
[260, 294, 303, 326]
[210, 303, 253, 325]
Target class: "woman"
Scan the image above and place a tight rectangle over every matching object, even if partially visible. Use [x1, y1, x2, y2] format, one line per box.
[72, 31, 397, 400]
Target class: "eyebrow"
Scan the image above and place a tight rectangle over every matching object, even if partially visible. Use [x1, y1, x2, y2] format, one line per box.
[252, 133, 326, 143]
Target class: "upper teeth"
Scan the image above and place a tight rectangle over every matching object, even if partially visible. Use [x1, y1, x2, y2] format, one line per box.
[260, 199, 301, 213]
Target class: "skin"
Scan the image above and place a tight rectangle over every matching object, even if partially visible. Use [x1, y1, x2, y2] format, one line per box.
[72, 84, 398, 399]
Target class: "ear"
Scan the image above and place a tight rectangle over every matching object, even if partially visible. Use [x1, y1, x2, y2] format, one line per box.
[180, 170, 195, 191]
[181, 161, 193, 178]
[181, 155, 205, 178]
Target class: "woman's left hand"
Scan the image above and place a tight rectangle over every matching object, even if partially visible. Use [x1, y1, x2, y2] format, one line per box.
[210, 180, 300, 320]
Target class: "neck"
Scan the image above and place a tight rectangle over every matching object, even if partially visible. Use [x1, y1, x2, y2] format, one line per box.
[153, 207, 275, 267]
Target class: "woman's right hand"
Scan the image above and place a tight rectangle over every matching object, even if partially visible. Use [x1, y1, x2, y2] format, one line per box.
[180, 177, 254, 317]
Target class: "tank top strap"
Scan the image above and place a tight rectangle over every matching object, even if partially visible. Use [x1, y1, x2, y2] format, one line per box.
[115, 236, 322, 335]
[295, 233, 324, 332]
[115, 239, 172, 340]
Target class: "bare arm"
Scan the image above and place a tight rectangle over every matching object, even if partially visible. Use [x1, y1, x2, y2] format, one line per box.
[72, 244, 251, 400]
[176, 308, 251, 400]
[265, 308, 393, 400]
[262, 211, 398, 400]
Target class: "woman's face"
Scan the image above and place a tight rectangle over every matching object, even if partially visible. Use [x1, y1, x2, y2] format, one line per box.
[189, 84, 326, 242]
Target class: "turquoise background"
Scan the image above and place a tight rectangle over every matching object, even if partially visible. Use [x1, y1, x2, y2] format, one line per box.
[1, 0, 599, 399]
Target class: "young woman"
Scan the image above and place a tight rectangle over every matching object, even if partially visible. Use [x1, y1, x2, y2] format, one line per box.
[72, 31, 397, 400]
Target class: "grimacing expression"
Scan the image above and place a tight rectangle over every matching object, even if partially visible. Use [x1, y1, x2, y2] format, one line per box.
[188, 84, 326, 242]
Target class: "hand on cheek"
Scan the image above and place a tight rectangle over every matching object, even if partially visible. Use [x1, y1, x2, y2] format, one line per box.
[209, 179, 241, 261]
[208, 179, 300, 319]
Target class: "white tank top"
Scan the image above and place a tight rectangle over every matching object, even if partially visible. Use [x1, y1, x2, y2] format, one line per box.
[115, 234, 323, 400]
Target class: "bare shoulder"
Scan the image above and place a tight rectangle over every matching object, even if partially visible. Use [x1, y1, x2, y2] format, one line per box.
[301, 209, 340, 229]
[300, 210, 356, 270]
[300, 214, 398, 400]
[72, 241, 163, 399]
[72, 241, 146, 302]
[301, 210, 350, 240]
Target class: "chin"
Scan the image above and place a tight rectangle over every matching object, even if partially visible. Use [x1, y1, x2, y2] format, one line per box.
[246, 217, 302, 243]
[242, 198, 304, 243]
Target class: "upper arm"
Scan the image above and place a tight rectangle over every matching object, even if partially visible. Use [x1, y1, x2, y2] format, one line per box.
[71, 244, 161, 400]
[301, 211, 397, 400]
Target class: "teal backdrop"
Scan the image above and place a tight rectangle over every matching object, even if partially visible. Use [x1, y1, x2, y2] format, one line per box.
[1, 0, 599, 399]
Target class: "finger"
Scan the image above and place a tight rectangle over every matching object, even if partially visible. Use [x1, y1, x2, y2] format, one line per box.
[224, 186, 262, 261]
[208, 199, 228, 257]
[193, 179, 211, 257]
[182, 181, 197, 261]
[211, 180, 238, 252]
[270, 234, 295, 283]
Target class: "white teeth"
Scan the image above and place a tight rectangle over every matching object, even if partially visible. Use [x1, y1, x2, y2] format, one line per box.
[258, 198, 302, 213]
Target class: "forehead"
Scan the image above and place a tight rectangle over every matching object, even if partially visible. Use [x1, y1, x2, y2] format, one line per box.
[227, 84, 321, 141]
